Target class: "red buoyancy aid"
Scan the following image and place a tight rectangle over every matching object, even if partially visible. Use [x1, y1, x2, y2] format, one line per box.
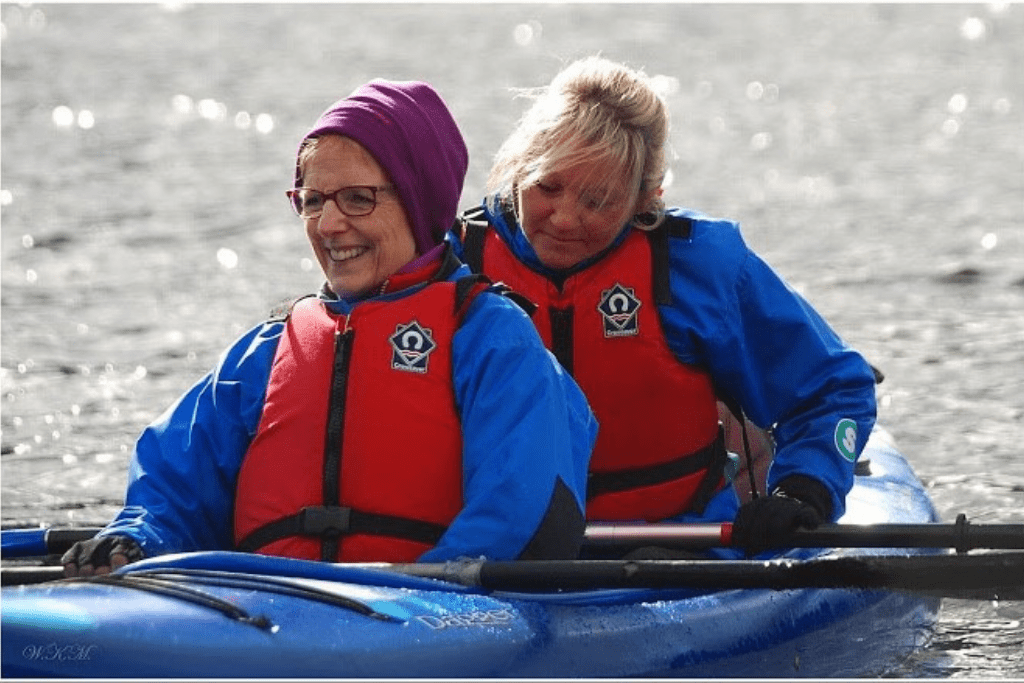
[234, 277, 485, 562]
[462, 218, 726, 521]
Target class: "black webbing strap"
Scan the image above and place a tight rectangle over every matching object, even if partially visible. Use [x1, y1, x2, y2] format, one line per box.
[714, 385, 762, 500]
[644, 216, 694, 306]
[434, 241, 467, 283]
[686, 426, 731, 514]
[236, 505, 448, 554]
[453, 273, 492, 321]
[453, 207, 540, 318]
[457, 207, 490, 275]
[644, 214, 739, 511]
[646, 223, 673, 306]
[587, 428, 728, 512]
[455, 275, 537, 320]
[548, 306, 575, 376]
[267, 293, 315, 322]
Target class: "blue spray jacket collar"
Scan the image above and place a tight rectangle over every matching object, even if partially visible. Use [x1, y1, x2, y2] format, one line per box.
[318, 243, 467, 315]
[483, 193, 632, 283]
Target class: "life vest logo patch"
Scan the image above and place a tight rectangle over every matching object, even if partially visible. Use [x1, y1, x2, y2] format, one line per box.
[597, 283, 642, 337]
[389, 321, 436, 373]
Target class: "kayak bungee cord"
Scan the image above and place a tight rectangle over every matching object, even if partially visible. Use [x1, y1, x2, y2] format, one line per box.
[84, 573, 276, 631]
[73, 568, 402, 627]
[126, 567, 402, 622]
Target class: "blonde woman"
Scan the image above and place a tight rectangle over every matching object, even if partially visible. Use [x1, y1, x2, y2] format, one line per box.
[450, 57, 877, 557]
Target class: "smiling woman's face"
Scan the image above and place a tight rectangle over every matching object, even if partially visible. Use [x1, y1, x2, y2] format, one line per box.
[301, 135, 416, 297]
[517, 157, 638, 271]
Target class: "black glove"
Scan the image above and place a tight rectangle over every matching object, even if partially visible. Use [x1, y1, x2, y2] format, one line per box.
[61, 535, 144, 577]
[732, 475, 833, 557]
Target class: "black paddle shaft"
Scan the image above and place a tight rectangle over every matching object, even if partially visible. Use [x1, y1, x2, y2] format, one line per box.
[468, 552, 1024, 600]
[44, 528, 102, 553]
[787, 517, 1024, 552]
[5, 553, 1024, 599]
[12, 516, 1024, 558]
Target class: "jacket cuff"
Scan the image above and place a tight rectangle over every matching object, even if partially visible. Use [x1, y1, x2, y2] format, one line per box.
[773, 475, 834, 520]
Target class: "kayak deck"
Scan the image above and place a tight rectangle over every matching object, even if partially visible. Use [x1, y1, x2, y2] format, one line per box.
[1, 427, 942, 678]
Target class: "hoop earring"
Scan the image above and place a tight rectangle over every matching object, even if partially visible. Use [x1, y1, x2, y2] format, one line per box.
[631, 196, 665, 231]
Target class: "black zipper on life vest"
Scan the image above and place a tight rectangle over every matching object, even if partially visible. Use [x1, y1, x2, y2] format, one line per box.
[548, 306, 575, 376]
[237, 305, 454, 558]
[320, 327, 354, 561]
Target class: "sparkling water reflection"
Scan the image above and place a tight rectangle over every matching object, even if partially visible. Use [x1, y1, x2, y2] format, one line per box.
[2, 3, 1022, 677]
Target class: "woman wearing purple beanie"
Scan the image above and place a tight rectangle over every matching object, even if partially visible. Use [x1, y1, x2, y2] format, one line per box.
[62, 80, 596, 575]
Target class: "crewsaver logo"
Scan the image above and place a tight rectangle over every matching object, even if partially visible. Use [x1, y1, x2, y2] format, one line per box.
[389, 321, 436, 373]
[598, 283, 641, 337]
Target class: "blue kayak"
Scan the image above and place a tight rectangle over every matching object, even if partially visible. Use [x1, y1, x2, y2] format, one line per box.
[1, 428, 942, 678]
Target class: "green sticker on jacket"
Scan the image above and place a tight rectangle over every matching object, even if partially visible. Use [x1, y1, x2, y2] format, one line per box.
[835, 419, 858, 462]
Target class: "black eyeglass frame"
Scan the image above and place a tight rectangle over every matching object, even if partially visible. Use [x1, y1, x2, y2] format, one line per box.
[286, 185, 394, 218]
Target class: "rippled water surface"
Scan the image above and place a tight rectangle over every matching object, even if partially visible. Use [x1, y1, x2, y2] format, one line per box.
[2, 4, 1023, 678]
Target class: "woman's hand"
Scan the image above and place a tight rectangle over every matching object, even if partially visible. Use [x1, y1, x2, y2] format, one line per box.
[731, 475, 832, 556]
[61, 535, 144, 577]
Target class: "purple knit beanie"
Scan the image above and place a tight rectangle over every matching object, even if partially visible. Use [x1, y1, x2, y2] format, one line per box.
[296, 80, 468, 255]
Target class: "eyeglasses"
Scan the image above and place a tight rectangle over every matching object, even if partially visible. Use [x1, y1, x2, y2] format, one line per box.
[286, 185, 394, 218]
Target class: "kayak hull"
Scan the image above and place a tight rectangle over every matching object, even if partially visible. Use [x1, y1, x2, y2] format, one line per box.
[1, 428, 942, 678]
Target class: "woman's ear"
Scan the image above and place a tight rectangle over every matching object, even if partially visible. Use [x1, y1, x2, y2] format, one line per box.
[631, 187, 666, 231]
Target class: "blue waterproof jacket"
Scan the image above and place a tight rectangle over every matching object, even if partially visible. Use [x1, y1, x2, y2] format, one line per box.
[100, 257, 596, 562]
[448, 201, 877, 526]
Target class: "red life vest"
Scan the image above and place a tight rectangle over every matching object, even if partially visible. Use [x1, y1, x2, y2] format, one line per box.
[234, 270, 490, 562]
[460, 212, 727, 521]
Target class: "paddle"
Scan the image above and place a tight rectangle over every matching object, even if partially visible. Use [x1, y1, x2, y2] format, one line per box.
[585, 516, 1024, 553]
[4, 517, 1024, 559]
[4, 552, 1023, 600]
[387, 552, 1024, 600]
[1, 527, 101, 559]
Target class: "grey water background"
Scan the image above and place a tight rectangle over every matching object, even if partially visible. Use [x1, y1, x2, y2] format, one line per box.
[1, 3, 1022, 677]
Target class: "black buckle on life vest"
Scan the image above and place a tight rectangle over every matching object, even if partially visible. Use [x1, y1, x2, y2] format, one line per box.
[298, 506, 351, 537]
